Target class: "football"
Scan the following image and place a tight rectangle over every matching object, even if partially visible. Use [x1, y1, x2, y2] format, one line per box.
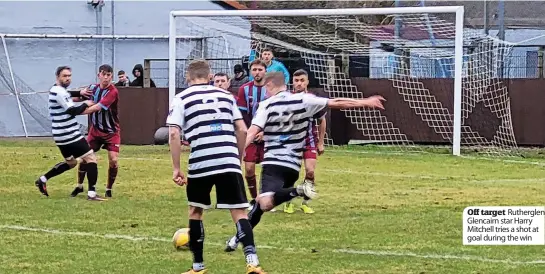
[172, 228, 190, 250]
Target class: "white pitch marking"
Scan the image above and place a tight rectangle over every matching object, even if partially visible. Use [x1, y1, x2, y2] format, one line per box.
[3, 151, 545, 183]
[1, 224, 544, 265]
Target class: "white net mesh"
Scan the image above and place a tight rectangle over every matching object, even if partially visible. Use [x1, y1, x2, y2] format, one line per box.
[0, 36, 113, 137]
[172, 10, 518, 155]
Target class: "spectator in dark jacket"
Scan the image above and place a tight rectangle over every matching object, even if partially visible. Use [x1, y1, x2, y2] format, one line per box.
[229, 64, 248, 94]
[130, 64, 156, 87]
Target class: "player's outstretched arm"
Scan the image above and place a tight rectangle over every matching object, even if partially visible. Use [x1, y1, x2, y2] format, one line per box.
[234, 120, 248, 162]
[64, 100, 95, 116]
[327, 95, 386, 110]
[81, 102, 101, 115]
[68, 88, 92, 102]
[82, 88, 118, 115]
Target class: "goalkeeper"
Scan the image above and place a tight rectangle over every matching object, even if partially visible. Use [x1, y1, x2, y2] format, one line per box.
[248, 41, 290, 84]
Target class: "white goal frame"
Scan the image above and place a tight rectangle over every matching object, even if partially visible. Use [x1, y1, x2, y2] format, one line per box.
[168, 6, 465, 156]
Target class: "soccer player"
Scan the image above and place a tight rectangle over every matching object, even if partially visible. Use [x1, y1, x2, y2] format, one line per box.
[249, 46, 290, 84]
[34, 66, 104, 201]
[167, 59, 266, 274]
[284, 69, 326, 214]
[72, 64, 120, 198]
[224, 71, 385, 252]
[237, 59, 268, 209]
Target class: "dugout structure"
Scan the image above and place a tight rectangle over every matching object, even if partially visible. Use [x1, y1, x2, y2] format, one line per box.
[168, 6, 519, 156]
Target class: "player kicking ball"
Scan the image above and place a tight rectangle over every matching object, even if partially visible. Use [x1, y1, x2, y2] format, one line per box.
[167, 59, 266, 274]
[35, 66, 104, 201]
[284, 69, 326, 214]
[71, 64, 120, 198]
[225, 71, 385, 252]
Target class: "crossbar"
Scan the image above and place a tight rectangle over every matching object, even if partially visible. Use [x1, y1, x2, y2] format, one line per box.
[171, 6, 462, 17]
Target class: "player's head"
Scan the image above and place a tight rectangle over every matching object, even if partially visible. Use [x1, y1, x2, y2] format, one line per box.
[55, 65, 72, 88]
[292, 69, 309, 93]
[249, 59, 266, 84]
[186, 59, 211, 85]
[98, 64, 113, 87]
[213, 72, 230, 90]
[263, 71, 286, 96]
[261, 48, 274, 64]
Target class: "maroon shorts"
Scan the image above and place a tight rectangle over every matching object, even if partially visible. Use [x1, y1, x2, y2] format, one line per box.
[304, 129, 318, 160]
[303, 147, 317, 160]
[244, 142, 264, 163]
[87, 126, 121, 153]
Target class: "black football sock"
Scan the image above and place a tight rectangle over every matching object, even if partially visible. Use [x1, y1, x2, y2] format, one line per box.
[43, 162, 73, 181]
[189, 219, 205, 269]
[107, 166, 118, 190]
[248, 203, 264, 228]
[77, 163, 88, 187]
[236, 219, 259, 266]
[85, 163, 98, 192]
[272, 188, 299, 206]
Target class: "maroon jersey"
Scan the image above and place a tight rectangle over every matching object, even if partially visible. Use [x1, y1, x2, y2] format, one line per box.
[88, 84, 120, 134]
[236, 81, 267, 119]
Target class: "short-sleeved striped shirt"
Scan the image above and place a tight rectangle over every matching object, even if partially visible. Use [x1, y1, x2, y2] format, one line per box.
[88, 84, 120, 134]
[48, 85, 84, 146]
[166, 84, 243, 178]
[251, 91, 328, 171]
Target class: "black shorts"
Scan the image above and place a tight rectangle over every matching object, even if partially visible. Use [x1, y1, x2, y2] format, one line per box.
[57, 138, 93, 160]
[259, 164, 300, 195]
[186, 172, 249, 209]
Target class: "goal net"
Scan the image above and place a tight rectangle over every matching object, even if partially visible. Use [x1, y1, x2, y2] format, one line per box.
[169, 7, 518, 156]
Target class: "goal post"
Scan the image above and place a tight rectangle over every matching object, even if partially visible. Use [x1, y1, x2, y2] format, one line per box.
[168, 6, 517, 156]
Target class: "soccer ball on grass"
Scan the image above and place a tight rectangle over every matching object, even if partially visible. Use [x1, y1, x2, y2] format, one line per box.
[172, 228, 190, 250]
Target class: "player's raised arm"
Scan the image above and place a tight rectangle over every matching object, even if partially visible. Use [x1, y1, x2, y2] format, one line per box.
[327, 96, 386, 110]
[52, 86, 93, 116]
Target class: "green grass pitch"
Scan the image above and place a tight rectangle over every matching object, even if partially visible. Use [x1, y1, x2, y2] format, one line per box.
[1, 139, 545, 274]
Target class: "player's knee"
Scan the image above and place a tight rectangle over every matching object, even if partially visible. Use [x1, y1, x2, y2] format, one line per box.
[258, 197, 274, 211]
[82, 152, 97, 164]
[230, 208, 248, 223]
[66, 159, 78, 168]
[188, 206, 204, 219]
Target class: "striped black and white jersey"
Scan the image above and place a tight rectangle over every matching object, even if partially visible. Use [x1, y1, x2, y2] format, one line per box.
[48, 85, 84, 146]
[166, 84, 243, 178]
[252, 91, 328, 171]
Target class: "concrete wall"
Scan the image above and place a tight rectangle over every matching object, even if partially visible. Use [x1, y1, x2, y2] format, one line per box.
[0, 0, 245, 92]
